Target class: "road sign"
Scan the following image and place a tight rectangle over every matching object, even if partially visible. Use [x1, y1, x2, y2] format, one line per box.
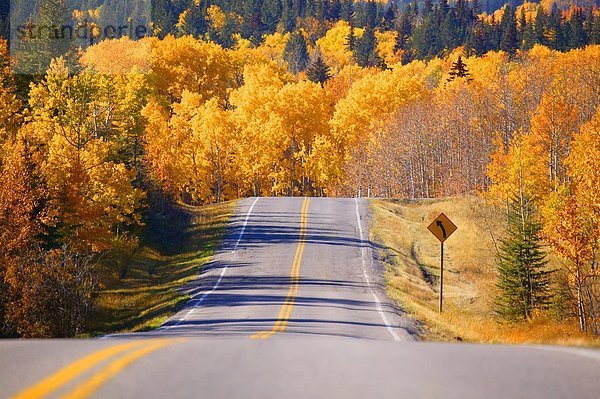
[427, 213, 458, 313]
[427, 213, 457, 243]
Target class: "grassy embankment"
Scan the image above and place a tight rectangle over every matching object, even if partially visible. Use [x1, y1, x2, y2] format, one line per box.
[86, 201, 237, 336]
[370, 197, 599, 346]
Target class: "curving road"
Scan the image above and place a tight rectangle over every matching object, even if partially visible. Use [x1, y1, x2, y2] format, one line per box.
[1, 198, 600, 399]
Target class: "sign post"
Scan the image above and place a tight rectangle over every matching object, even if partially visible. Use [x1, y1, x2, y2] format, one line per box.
[427, 213, 457, 313]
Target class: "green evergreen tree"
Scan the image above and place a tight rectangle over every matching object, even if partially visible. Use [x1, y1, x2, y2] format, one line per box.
[0, 1, 8, 39]
[353, 25, 379, 67]
[568, 8, 586, 49]
[547, 3, 565, 51]
[394, 7, 414, 52]
[499, 5, 518, 57]
[495, 196, 553, 322]
[440, 9, 460, 50]
[283, 30, 309, 74]
[329, 0, 342, 21]
[305, 0, 318, 18]
[517, 7, 527, 46]
[346, 24, 357, 51]
[466, 19, 490, 56]
[152, 0, 175, 38]
[411, 14, 438, 58]
[242, 0, 267, 45]
[364, 0, 378, 28]
[534, 5, 546, 46]
[382, 3, 397, 30]
[16, 0, 71, 75]
[592, 12, 600, 44]
[177, 0, 206, 38]
[521, 16, 536, 50]
[400, 47, 415, 65]
[447, 55, 471, 82]
[306, 54, 331, 88]
[280, 0, 296, 32]
[340, 0, 354, 22]
[262, 0, 283, 34]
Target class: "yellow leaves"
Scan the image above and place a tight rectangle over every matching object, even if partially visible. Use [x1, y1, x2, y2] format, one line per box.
[206, 5, 227, 31]
[375, 30, 399, 66]
[81, 37, 153, 74]
[252, 32, 290, 64]
[566, 108, 600, 227]
[150, 36, 237, 103]
[331, 63, 427, 149]
[316, 21, 363, 72]
[487, 130, 550, 204]
[0, 40, 21, 144]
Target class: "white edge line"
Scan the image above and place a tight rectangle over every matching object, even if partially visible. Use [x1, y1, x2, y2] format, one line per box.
[530, 345, 600, 361]
[355, 198, 401, 342]
[159, 197, 261, 330]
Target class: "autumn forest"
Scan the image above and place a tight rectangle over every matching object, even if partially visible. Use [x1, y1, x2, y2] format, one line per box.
[0, 0, 598, 339]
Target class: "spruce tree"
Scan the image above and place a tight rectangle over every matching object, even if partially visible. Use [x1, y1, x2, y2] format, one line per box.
[262, 0, 283, 34]
[441, 10, 460, 50]
[499, 5, 518, 57]
[593, 13, 600, 44]
[382, 3, 397, 31]
[306, 55, 332, 88]
[280, 0, 296, 32]
[329, 0, 342, 21]
[364, 0, 378, 28]
[534, 5, 546, 46]
[16, 0, 71, 75]
[346, 24, 357, 52]
[177, 0, 207, 38]
[568, 8, 586, 49]
[547, 3, 565, 51]
[495, 196, 553, 322]
[353, 25, 379, 67]
[447, 55, 471, 82]
[340, 0, 354, 22]
[521, 14, 536, 50]
[283, 31, 309, 74]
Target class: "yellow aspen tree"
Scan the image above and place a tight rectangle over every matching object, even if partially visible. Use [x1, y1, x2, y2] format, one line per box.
[27, 59, 143, 253]
[190, 98, 238, 203]
[530, 90, 579, 190]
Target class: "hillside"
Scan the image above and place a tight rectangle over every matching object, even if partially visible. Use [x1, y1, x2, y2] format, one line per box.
[370, 197, 599, 345]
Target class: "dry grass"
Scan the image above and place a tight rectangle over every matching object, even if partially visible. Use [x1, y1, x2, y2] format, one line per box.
[370, 197, 600, 347]
[85, 201, 237, 336]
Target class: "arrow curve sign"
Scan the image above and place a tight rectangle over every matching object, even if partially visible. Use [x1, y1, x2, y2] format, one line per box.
[428, 213, 457, 243]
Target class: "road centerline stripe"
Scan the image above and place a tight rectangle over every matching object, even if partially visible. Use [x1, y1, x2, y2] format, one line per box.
[61, 339, 184, 399]
[252, 198, 310, 339]
[11, 341, 151, 399]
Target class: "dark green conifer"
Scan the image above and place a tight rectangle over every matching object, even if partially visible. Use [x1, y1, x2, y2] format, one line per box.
[495, 196, 553, 322]
[306, 55, 332, 88]
[283, 30, 309, 74]
[447, 55, 471, 82]
[568, 8, 586, 49]
[353, 25, 379, 67]
[500, 5, 518, 57]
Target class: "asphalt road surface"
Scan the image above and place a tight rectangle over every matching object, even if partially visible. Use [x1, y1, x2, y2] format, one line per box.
[2, 197, 600, 399]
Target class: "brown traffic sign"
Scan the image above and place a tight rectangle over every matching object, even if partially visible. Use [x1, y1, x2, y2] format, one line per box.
[428, 213, 457, 243]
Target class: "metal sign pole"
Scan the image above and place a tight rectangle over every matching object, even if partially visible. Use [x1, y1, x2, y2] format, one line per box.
[439, 242, 444, 313]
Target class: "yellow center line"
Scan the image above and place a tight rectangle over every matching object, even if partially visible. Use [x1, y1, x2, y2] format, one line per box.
[252, 198, 310, 339]
[61, 339, 185, 399]
[11, 341, 152, 399]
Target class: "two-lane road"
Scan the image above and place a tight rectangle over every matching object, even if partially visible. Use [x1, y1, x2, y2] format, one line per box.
[152, 197, 417, 340]
[2, 198, 600, 399]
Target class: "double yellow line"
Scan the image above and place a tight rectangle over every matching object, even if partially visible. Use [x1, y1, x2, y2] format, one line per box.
[252, 198, 310, 339]
[12, 339, 184, 399]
